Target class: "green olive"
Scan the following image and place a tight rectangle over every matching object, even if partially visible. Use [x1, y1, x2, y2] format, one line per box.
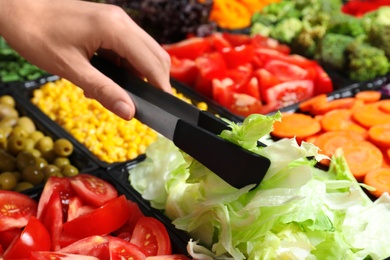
[0, 128, 7, 149]
[8, 135, 26, 155]
[25, 148, 41, 158]
[0, 95, 15, 108]
[11, 171, 21, 182]
[53, 157, 71, 169]
[14, 182, 34, 192]
[62, 165, 79, 177]
[0, 104, 18, 119]
[9, 126, 28, 139]
[29, 131, 45, 143]
[41, 150, 56, 163]
[53, 138, 74, 157]
[0, 171, 17, 190]
[15, 117, 36, 134]
[16, 151, 36, 171]
[0, 126, 12, 138]
[22, 165, 44, 185]
[24, 138, 35, 151]
[0, 117, 18, 128]
[34, 157, 48, 169]
[35, 136, 53, 153]
[0, 150, 16, 172]
[41, 164, 61, 181]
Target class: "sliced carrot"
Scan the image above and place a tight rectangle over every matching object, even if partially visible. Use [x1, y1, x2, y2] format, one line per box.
[364, 168, 390, 197]
[350, 98, 365, 111]
[320, 109, 367, 135]
[381, 149, 390, 169]
[352, 103, 390, 128]
[378, 99, 390, 114]
[298, 94, 327, 113]
[368, 123, 390, 149]
[355, 90, 382, 103]
[340, 140, 383, 181]
[311, 97, 356, 115]
[314, 131, 366, 166]
[272, 113, 321, 143]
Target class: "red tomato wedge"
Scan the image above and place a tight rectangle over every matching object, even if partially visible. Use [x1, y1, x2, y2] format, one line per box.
[130, 217, 172, 257]
[70, 174, 118, 207]
[264, 80, 314, 108]
[162, 37, 211, 60]
[251, 34, 290, 55]
[37, 176, 72, 220]
[170, 57, 198, 86]
[30, 251, 100, 260]
[0, 228, 21, 250]
[0, 190, 37, 232]
[264, 60, 311, 82]
[113, 200, 145, 237]
[62, 195, 129, 239]
[3, 217, 51, 259]
[146, 255, 191, 260]
[108, 236, 146, 260]
[221, 44, 255, 69]
[58, 235, 110, 260]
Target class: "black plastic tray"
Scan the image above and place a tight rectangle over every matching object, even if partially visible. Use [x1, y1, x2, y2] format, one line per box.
[27, 167, 190, 256]
[0, 86, 100, 195]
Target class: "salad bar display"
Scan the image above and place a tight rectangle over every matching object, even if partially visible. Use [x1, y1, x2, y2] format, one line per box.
[1, 0, 390, 259]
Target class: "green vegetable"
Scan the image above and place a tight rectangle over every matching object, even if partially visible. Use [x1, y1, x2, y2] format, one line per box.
[364, 7, 390, 59]
[130, 113, 390, 259]
[270, 17, 303, 44]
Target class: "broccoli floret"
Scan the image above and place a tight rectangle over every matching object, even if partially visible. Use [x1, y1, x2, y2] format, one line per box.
[327, 12, 366, 38]
[250, 22, 273, 37]
[269, 17, 303, 44]
[364, 7, 390, 59]
[290, 21, 327, 57]
[261, 1, 301, 20]
[316, 33, 354, 70]
[346, 41, 390, 81]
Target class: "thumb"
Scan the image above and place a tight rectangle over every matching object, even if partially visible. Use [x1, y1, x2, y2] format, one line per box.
[67, 62, 135, 120]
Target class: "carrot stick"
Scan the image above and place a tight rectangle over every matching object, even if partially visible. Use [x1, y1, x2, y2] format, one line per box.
[340, 140, 383, 181]
[320, 109, 367, 135]
[298, 94, 327, 113]
[368, 123, 390, 149]
[355, 90, 382, 103]
[311, 97, 356, 115]
[352, 102, 390, 128]
[364, 168, 390, 197]
[272, 113, 321, 143]
[314, 131, 366, 166]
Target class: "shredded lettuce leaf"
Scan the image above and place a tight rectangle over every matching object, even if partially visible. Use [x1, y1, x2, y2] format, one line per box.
[129, 113, 390, 260]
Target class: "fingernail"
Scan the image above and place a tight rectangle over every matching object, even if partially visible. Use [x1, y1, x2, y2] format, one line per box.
[113, 101, 133, 120]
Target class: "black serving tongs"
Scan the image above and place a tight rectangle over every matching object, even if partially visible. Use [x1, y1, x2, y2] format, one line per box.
[91, 56, 271, 189]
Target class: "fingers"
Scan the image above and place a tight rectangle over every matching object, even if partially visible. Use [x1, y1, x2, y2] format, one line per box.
[68, 59, 136, 121]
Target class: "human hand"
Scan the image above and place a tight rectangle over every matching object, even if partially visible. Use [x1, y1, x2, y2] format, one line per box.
[0, 0, 172, 120]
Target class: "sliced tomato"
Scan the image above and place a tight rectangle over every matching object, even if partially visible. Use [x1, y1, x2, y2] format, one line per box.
[113, 200, 145, 238]
[3, 217, 51, 259]
[67, 196, 96, 222]
[37, 176, 73, 220]
[221, 44, 254, 69]
[313, 63, 333, 95]
[228, 93, 264, 117]
[30, 252, 100, 260]
[212, 78, 235, 108]
[263, 80, 314, 108]
[0, 228, 21, 251]
[58, 235, 109, 260]
[194, 52, 227, 97]
[170, 57, 199, 86]
[254, 49, 314, 69]
[222, 32, 251, 47]
[41, 190, 64, 251]
[62, 195, 129, 239]
[235, 76, 261, 100]
[108, 236, 146, 260]
[162, 37, 211, 60]
[0, 190, 37, 232]
[254, 68, 281, 103]
[264, 60, 311, 82]
[251, 34, 290, 55]
[130, 217, 172, 257]
[206, 32, 231, 52]
[70, 174, 118, 207]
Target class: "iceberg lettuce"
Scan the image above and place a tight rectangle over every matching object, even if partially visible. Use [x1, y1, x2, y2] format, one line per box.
[129, 113, 390, 259]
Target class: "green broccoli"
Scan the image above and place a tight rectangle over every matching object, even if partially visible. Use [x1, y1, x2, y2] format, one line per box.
[327, 12, 366, 38]
[269, 17, 303, 44]
[364, 7, 390, 59]
[250, 22, 273, 37]
[346, 41, 390, 82]
[290, 21, 327, 58]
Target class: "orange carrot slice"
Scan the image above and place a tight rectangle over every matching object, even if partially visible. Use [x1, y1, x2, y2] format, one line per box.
[311, 97, 356, 115]
[298, 94, 327, 113]
[378, 100, 390, 114]
[364, 168, 390, 197]
[320, 109, 367, 135]
[355, 90, 382, 103]
[272, 113, 321, 143]
[352, 103, 390, 128]
[368, 123, 390, 149]
[341, 140, 383, 181]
